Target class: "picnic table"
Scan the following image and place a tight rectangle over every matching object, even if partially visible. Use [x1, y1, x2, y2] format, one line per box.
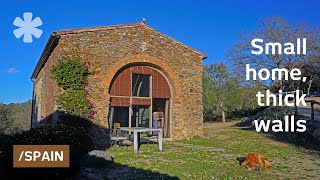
[119, 127, 163, 153]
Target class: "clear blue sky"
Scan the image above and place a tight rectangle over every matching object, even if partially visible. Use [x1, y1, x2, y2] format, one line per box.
[0, 0, 319, 104]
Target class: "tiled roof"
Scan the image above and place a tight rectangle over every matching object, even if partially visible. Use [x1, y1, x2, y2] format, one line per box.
[31, 23, 207, 79]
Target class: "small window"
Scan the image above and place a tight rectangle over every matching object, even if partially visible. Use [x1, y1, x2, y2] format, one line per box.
[132, 74, 150, 97]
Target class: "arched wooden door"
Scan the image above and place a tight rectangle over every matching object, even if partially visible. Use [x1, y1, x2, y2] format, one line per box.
[108, 65, 171, 138]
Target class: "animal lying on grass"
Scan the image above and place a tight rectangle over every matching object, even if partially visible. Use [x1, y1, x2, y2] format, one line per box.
[241, 153, 272, 171]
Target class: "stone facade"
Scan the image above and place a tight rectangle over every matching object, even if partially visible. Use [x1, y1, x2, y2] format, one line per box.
[31, 23, 206, 141]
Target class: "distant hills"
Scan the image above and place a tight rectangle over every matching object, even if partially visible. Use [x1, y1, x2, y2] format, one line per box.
[0, 100, 31, 135]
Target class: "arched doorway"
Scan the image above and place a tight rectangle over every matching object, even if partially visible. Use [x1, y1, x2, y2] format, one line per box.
[108, 64, 172, 138]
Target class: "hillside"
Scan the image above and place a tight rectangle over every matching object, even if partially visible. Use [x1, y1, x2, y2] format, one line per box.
[0, 100, 32, 135]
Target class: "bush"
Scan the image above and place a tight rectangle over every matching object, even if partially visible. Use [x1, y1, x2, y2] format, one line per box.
[57, 89, 94, 119]
[203, 109, 219, 121]
[51, 57, 90, 90]
[57, 113, 93, 132]
[1, 124, 95, 179]
[230, 106, 269, 119]
[0, 133, 13, 151]
[51, 56, 95, 120]
[236, 106, 293, 128]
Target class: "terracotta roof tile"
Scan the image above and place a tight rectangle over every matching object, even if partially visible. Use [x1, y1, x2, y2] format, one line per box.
[31, 23, 207, 79]
[55, 23, 145, 35]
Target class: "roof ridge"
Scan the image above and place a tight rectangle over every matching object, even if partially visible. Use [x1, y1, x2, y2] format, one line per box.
[53, 23, 206, 58]
[31, 23, 207, 79]
[144, 26, 207, 59]
[55, 23, 145, 35]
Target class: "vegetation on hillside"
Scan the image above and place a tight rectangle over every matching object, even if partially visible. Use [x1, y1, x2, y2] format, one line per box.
[0, 100, 31, 135]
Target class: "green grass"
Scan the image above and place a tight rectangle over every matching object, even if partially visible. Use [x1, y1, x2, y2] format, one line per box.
[107, 122, 320, 179]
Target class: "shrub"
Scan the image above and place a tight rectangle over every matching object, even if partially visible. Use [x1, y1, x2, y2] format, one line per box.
[236, 106, 293, 128]
[0, 133, 13, 152]
[57, 89, 94, 119]
[51, 57, 90, 90]
[51, 56, 96, 120]
[57, 113, 93, 132]
[1, 124, 95, 179]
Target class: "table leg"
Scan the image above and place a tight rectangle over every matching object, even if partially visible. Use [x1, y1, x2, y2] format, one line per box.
[138, 132, 141, 149]
[158, 130, 163, 151]
[134, 131, 138, 154]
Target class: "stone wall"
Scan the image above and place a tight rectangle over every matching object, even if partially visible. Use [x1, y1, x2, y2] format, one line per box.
[34, 43, 62, 124]
[34, 24, 204, 140]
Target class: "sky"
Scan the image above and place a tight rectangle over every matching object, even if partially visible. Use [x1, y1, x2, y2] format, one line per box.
[0, 0, 319, 104]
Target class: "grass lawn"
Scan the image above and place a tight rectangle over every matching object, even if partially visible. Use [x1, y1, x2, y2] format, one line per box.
[106, 122, 320, 179]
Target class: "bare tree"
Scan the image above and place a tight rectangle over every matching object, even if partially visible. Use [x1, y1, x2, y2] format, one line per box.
[227, 16, 320, 92]
[302, 56, 320, 96]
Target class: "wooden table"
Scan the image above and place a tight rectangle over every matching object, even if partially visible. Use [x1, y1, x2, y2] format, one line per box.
[119, 127, 163, 154]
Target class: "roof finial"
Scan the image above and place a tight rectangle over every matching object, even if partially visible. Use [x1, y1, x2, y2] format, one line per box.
[141, 17, 146, 24]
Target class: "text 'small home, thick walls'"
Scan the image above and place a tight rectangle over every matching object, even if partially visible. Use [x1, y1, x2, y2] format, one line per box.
[31, 23, 207, 146]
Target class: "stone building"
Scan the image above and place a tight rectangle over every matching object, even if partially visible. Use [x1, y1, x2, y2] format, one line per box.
[31, 23, 207, 141]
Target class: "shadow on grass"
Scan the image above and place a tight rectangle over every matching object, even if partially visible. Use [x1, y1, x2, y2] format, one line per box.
[76, 161, 179, 180]
[237, 121, 320, 153]
[236, 157, 246, 165]
[0, 156, 179, 180]
[0, 111, 179, 180]
[265, 132, 320, 153]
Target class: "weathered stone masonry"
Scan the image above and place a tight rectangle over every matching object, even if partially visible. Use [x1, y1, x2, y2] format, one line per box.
[31, 23, 207, 142]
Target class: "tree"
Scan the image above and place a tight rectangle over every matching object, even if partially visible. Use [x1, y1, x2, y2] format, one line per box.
[203, 68, 218, 121]
[0, 104, 12, 134]
[303, 57, 320, 96]
[7, 101, 32, 131]
[203, 63, 241, 123]
[227, 16, 320, 92]
[0, 101, 32, 135]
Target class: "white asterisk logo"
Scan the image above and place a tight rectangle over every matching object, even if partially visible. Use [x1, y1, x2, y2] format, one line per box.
[13, 12, 43, 43]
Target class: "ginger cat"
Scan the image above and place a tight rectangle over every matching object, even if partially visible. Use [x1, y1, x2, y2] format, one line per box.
[241, 153, 272, 171]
